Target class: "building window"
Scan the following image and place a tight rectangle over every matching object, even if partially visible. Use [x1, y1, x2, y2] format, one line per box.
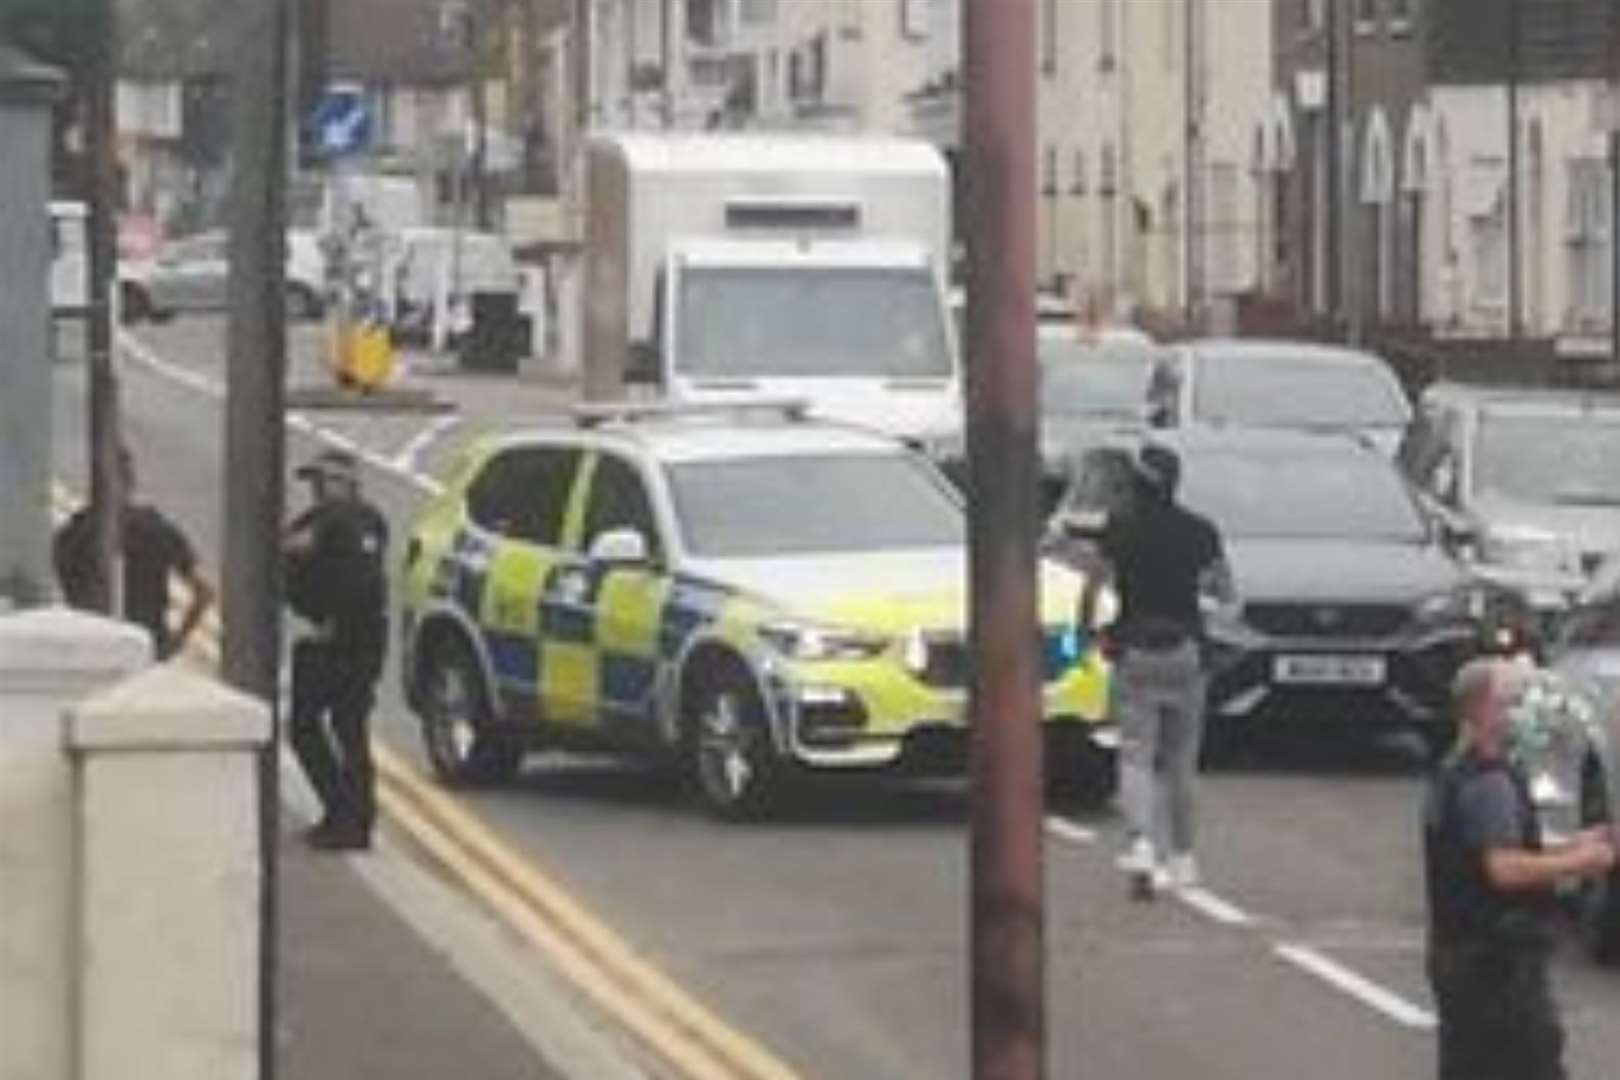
[1466, 158, 1509, 310]
[1303, 0, 1325, 32]
[738, 0, 775, 29]
[1043, 145, 1058, 197]
[1071, 149, 1088, 196]
[901, 0, 929, 40]
[1041, 0, 1057, 74]
[1355, 0, 1378, 33]
[1209, 162, 1240, 293]
[1099, 0, 1116, 73]
[1389, 0, 1413, 33]
[1567, 157, 1612, 331]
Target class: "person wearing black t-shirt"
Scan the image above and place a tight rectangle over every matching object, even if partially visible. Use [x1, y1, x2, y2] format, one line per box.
[284, 449, 389, 852]
[1079, 442, 1233, 899]
[1424, 658, 1615, 1080]
[53, 447, 214, 662]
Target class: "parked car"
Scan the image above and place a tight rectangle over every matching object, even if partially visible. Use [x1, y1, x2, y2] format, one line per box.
[1146, 339, 1413, 455]
[1048, 428, 1488, 753]
[118, 229, 328, 323]
[927, 340, 1164, 514]
[399, 400, 1114, 817]
[1544, 562, 1620, 961]
[1400, 383, 1620, 619]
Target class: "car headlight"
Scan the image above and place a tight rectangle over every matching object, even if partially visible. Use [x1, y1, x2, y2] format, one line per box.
[760, 620, 889, 662]
[1477, 527, 1573, 573]
[1414, 585, 1488, 625]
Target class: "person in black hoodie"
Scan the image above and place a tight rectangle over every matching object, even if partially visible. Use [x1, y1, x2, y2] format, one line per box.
[1079, 441, 1233, 899]
[284, 449, 389, 851]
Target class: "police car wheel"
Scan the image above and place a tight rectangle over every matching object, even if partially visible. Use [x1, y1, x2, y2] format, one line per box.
[688, 667, 779, 820]
[421, 643, 523, 787]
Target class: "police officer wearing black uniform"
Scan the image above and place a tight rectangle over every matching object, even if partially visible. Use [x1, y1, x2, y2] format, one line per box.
[1424, 657, 1616, 1080]
[284, 449, 389, 851]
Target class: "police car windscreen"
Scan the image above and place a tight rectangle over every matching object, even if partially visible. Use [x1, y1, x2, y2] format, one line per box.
[668, 454, 965, 558]
[1180, 447, 1428, 542]
[676, 267, 951, 380]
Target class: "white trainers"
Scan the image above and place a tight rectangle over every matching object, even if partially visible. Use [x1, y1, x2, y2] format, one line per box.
[1115, 838, 1156, 875]
[1165, 853, 1200, 890]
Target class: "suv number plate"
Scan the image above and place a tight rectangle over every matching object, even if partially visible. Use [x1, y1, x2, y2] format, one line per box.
[1273, 654, 1386, 687]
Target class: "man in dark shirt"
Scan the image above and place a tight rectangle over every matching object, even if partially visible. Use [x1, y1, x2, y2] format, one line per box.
[1424, 658, 1615, 1080]
[1079, 442, 1233, 898]
[53, 447, 214, 661]
[284, 449, 389, 852]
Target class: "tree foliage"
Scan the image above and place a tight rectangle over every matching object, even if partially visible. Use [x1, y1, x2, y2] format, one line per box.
[0, 0, 100, 73]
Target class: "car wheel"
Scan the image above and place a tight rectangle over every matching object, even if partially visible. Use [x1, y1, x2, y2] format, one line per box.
[419, 638, 523, 787]
[685, 659, 781, 820]
[1577, 753, 1620, 964]
[1046, 726, 1117, 811]
[119, 283, 151, 325]
[286, 282, 323, 321]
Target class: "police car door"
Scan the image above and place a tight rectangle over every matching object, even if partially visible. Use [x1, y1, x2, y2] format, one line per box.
[462, 444, 582, 724]
[571, 451, 670, 738]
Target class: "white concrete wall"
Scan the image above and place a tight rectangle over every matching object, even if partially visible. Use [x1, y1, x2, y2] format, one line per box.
[0, 609, 150, 1080]
[68, 662, 270, 1080]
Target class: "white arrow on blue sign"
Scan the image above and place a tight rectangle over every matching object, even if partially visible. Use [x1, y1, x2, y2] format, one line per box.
[310, 91, 373, 158]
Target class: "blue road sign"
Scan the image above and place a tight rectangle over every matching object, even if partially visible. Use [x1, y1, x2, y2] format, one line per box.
[310, 90, 372, 158]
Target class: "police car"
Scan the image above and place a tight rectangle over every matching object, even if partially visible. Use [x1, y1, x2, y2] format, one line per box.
[400, 400, 1113, 817]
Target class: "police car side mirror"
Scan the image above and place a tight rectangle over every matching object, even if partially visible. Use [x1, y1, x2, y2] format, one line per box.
[589, 528, 651, 567]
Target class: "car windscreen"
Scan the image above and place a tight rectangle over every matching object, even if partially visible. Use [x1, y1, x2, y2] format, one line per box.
[1181, 447, 1428, 542]
[1191, 351, 1409, 430]
[675, 266, 951, 380]
[666, 453, 965, 558]
[1041, 346, 1161, 421]
[1472, 410, 1620, 507]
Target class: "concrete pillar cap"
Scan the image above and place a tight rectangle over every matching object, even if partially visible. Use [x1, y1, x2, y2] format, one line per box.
[0, 607, 153, 691]
[68, 661, 272, 753]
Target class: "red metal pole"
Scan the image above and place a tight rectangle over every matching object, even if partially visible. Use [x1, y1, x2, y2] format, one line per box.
[963, 0, 1044, 1076]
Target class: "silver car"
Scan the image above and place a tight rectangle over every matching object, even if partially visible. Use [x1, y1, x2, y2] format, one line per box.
[1401, 383, 1620, 616]
[1145, 339, 1413, 456]
[1546, 558, 1620, 962]
[119, 229, 328, 323]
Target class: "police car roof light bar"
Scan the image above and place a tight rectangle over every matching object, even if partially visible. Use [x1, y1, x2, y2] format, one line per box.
[570, 398, 813, 428]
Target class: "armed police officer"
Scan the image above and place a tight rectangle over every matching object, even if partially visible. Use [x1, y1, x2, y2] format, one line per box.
[284, 449, 389, 851]
[1077, 441, 1235, 899]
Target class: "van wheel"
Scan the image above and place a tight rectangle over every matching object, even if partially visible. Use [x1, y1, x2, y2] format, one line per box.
[686, 660, 781, 820]
[419, 640, 523, 787]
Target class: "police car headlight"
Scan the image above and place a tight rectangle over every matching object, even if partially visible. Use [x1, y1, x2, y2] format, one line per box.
[760, 620, 889, 662]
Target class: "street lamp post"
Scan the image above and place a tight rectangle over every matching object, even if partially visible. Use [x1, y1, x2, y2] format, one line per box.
[963, 0, 1044, 1075]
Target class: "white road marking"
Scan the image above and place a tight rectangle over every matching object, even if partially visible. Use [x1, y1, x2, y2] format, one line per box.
[119, 329, 443, 497]
[1273, 943, 1436, 1031]
[392, 413, 461, 474]
[1176, 886, 1256, 927]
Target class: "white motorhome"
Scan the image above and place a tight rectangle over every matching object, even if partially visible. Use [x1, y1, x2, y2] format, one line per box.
[583, 133, 961, 442]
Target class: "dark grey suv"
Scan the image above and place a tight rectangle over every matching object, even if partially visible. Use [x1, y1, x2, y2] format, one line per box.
[1049, 429, 1489, 751]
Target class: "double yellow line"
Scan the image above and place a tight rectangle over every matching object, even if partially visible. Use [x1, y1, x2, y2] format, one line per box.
[48, 484, 798, 1080]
